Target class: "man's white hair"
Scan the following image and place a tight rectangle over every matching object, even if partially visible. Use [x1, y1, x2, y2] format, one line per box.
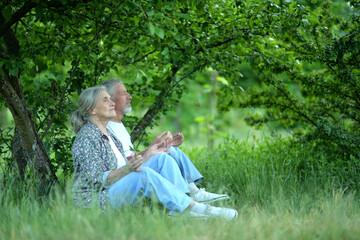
[99, 78, 122, 98]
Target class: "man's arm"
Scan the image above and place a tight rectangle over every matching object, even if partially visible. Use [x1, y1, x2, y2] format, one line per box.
[135, 131, 173, 157]
[112, 142, 172, 183]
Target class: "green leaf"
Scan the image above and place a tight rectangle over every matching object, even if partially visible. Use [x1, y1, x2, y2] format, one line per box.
[9, 66, 19, 77]
[155, 26, 165, 39]
[176, 12, 191, 20]
[161, 47, 169, 55]
[1, 6, 13, 21]
[194, 116, 206, 124]
[217, 76, 229, 85]
[149, 22, 155, 35]
[128, 0, 141, 9]
[35, 6, 44, 18]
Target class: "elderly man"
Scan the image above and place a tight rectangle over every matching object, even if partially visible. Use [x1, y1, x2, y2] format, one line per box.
[99, 78, 230, 203]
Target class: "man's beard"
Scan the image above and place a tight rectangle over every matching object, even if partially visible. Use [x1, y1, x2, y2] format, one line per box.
[123, 107, 132, 114]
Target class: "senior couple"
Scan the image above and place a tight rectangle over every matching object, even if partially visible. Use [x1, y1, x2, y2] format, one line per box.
[70, 78, 238, 220]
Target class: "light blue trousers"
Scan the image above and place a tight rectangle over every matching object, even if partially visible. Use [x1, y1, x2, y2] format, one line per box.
[108, 153, 194, 212]
[167, 147, 204, 185]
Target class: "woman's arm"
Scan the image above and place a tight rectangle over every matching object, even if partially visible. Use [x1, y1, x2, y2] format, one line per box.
[107, 155, 144, 185]
[108, 140, 172, 185]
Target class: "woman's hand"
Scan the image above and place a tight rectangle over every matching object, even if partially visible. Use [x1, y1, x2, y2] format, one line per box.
[142, 140, 172, 162]
[125, 155, 144, 173]
[108, 155, 144, 185]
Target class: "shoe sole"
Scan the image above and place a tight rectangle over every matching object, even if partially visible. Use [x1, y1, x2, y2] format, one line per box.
[168, 213, 209, 220]
[169, 208, 238, 220]
[205, 207, 238, 220]
[195, 195, 230, 203]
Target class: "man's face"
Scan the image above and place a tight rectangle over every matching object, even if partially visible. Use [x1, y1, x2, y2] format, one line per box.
[113, 83, 132, 115]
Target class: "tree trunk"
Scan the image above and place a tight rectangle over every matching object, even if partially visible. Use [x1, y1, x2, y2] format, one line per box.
[12, 127, 30, 179]
[0, 76, 58, 193]
[208, 71, 218, 148]
[1, 11, 57, 192]
[130, 89, 168, 142]
[131, 66, 179, 142]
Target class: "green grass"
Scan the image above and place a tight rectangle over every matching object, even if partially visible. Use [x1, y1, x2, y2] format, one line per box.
[1, 137, 360, 240]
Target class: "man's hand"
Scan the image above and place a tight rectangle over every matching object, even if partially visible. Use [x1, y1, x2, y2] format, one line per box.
[170, 132, 184, 147]
[151, 131, 172, 146]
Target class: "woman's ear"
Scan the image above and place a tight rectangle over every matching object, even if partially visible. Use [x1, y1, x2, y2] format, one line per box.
[89, 108, 96, 115]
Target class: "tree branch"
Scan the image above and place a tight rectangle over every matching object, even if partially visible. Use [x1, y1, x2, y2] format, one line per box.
[0, 1, 37, 38]
[0, 0, 97, 38]
[195, 37, 236, 54]
[40, 59, 80, 140]
[40, 0, 126, 139]
[0, 126, 12, 150]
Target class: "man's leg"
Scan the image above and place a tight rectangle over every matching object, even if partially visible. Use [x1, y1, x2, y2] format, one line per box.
[108, 167, 193, 212]
[108, 163, 237, 219]
[167, 147, 203, 184]
[168, 147, 230, 203]
[141, 152, 190, 194]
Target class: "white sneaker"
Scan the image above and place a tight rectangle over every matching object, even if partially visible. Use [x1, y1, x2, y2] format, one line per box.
[192, 188, 230, 203]
[205, 205, 238, 220]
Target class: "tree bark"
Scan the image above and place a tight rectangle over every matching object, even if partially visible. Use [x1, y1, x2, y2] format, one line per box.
[130, 88, 168, 142]
[12, 127, 30, 179]
[0, 76, 58, 191]
[130, 66, 179, 142]
[0, 11, 57, 192]
[208, 71, 218, 148]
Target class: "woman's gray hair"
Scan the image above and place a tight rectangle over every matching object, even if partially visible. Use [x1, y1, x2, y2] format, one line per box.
[70, 85, 107, 134]
[99, 78, 122, 98]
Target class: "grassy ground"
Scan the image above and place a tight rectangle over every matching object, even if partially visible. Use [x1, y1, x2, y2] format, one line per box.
[1, 137, 360, 240]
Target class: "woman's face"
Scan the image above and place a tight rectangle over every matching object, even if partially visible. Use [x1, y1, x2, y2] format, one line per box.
[90, 90, 116, 121]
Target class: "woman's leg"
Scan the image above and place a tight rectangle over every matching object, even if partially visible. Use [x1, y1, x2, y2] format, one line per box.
[167, 147, 203, 184]
[141, 152, 190, 193]
[108, 167, 193, 212]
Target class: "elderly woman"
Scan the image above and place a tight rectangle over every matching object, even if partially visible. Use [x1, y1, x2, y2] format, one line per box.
[70, 86, 238, 219]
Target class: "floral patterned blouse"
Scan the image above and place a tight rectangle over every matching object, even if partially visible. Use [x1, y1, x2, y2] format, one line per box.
[71, 121, 126, 208]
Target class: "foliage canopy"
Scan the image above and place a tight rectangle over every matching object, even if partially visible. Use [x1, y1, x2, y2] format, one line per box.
[0, 0, 359, 187]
